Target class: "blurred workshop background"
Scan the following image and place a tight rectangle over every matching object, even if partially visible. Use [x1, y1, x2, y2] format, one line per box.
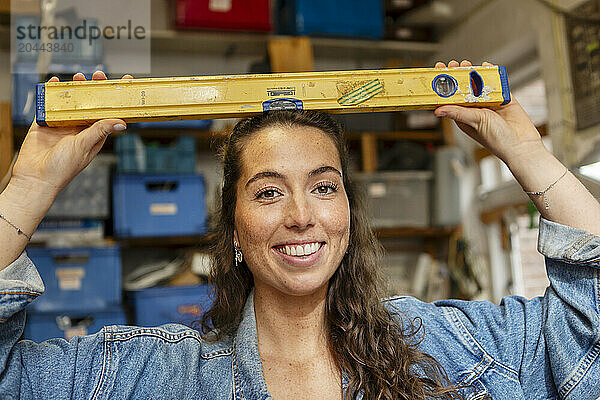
[0, 0, 599, 342]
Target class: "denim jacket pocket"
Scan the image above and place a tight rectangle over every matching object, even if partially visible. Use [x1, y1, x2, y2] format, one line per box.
[98, 324, 234, 399]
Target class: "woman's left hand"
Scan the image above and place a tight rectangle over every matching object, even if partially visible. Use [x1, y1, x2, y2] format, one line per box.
[433, 60, 548, 166]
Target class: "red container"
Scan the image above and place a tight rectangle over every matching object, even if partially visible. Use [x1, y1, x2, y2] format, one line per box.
[175, 0, 272, 32]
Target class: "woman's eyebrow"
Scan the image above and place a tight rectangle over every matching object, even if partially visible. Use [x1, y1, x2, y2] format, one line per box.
[245, 166, 341, 188]
[245, 171, 285, 188]
[309, 166, 342, 178]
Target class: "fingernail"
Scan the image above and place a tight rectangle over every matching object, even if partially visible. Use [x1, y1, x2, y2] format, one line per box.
[113, 123, 126, 131]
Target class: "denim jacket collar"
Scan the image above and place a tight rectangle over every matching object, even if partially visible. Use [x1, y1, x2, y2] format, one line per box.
[233, 290, 272, 400]
[232, 290, 359, 400]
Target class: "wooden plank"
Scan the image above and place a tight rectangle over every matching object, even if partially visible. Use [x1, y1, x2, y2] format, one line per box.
[360, 133, 378, 172]
[6, 0, 40, 14]
[474, 146, 493, 163]
[0, 0, 9, 13]
[480, 203, 527, 225]
[441, 117, 455, 146]
[0, 103, 14, 191]
[268, 36, 314, 73]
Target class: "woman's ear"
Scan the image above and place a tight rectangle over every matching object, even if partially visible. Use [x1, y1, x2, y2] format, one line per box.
[233, 229, 239, 247]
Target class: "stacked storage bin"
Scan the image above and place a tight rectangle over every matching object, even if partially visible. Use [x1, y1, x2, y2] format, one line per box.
[14, 16, 103, 64]
[275, 0, 384, 39]
[13, 16, 103, 126]
[24, 246, 126, 342]
[115, 132, 212, 328]
[47, 156, 112, 219]
[12, 63, 104, 126]
[29, 155, 113, 247]
[113, 134, 207, 237]
[355, 171, 433, 228]
[175, 0, 271, 31]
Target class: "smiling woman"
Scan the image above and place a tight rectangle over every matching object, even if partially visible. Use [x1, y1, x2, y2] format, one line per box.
[202, 110, 459, 399]
[1, 62, 599, 400]
[235, 123, 350, 297]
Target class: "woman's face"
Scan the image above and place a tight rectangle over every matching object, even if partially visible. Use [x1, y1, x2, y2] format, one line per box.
[234, 124, 350, 297]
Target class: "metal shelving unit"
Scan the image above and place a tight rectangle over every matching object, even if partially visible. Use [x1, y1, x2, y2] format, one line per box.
[150, 29, 440, 59]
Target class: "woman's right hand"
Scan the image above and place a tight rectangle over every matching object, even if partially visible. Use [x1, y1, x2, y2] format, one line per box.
[10, 71, 132, 196]
[0, 71, 134, 268]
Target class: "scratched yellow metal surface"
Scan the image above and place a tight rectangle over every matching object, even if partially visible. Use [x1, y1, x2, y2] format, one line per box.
[40, 66, 507, 126]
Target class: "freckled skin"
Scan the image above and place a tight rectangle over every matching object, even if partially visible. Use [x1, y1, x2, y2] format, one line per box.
[233, 125, 349, 399]
[234, 125, 350, 298]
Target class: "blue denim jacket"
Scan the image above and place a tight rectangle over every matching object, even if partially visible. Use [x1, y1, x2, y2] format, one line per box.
[1, 217, 599, 400]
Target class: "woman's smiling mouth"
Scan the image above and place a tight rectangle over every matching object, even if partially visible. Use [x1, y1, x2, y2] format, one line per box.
[272, 242, 326, 266]
[274, 242, 323, 256]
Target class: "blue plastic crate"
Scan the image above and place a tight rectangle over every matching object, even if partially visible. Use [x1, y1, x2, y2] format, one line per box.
[26, 246, 122, 312]
[12, 68, 38, 126]
[146, 137, 196, 173]
[12, 63, 104, 126]
[275, 0, 383, 39]
[24, 306, 127, 342]
[132, 120, 213, 129]
[46, 155, 112, 218]
[128, 285, 213, 328]
[113, 173, 207, 237]
[116, 134, 196, 174]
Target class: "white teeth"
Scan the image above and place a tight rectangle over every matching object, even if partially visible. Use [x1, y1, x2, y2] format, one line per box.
[276, 242, 322, 257]
[304, 243, 311, 254]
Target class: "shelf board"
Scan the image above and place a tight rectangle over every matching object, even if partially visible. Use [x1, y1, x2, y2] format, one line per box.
[13, 124, 228, 139]
[150, 29, 439, 59]
[119, 128, 228, 140]
[115, 233, 216, 248]
[375, 226, 457, 238]
[344, 130, 443, 142]
[1, 26, 440, 57]
[14, 123, 442, 142]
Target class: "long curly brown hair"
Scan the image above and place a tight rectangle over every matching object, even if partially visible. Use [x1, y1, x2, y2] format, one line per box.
[201, 110, 462, 399]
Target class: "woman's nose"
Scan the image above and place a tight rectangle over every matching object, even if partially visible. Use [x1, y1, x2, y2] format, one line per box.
[284, 194, 314, 229]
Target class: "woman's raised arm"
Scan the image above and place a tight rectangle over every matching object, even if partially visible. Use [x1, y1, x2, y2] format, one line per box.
[434, 60, 600, 235]
[0, 72, 132, 269]
[424, 60, 600, 398]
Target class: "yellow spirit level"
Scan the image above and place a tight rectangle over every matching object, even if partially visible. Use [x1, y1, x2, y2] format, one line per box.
[36, 66, 510, 127]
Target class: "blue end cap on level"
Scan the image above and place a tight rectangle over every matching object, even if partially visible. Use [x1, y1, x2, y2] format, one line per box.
[498, 66, 511, 105]
[36, 83, 47, 126]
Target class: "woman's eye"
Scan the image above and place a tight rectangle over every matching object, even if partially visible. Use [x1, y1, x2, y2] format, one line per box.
[314, 184, 337, 195]
[256, 189, 281, 200]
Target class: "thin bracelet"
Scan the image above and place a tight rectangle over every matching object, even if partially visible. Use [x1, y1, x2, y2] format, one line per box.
[524, 168, 568, 210]
[0, 212, 32, 241]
